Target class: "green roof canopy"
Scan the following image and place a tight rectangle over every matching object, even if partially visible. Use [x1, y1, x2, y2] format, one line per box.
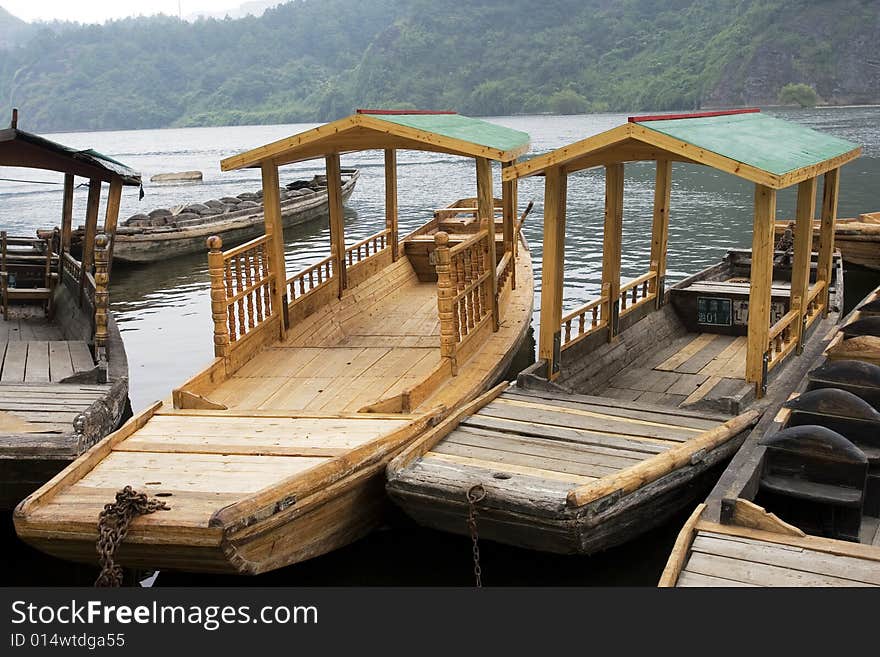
[635, 111, 859, 177]
[506, 109, 861, 189]
[222, 110, 531, 171]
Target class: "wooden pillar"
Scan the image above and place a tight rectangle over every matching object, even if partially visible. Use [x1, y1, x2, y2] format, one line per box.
[326, 153, 347, 298]
[650, 159, 672, 306]
[102, 177, 123, 279]
[384, 149, 399, 261]
[93, 233, 109, 369]
[476, 157, 498, 332]
[80, 179, 101, 305]
[790, 177, 817, 351]
[746, 184, 777, 397]
[817, 168, 840, 317]
[538, 166, 567, 380]
[261, 161, 288, 337]
[434, 231, 458, 375]
[502, 161, 516, 289]
[60, 174, 74, 256]
[207, 236, 230, 358]
[601, 163, 624, 341]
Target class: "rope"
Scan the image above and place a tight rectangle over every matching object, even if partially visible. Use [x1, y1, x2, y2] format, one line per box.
[95, 486, 169, 587]
[0, 177, 90, 188]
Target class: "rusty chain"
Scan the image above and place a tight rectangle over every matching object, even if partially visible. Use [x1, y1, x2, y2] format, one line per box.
[466, 483, 487, 588]
[95, 486, 169, 587]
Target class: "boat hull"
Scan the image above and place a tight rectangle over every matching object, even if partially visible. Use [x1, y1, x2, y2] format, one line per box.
[112, 172, 358, 263]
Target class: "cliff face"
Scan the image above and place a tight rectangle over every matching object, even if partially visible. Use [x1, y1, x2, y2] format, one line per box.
[703, 3, 880, 106]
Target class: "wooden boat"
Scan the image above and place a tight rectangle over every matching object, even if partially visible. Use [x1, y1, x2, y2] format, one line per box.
[101, 169, 358, 264]
[388, 109, 862, 557]
[660, 286, 880, 587]
[824, 284, 880, 366]
[0, 112, 140, 509]
[775, 211, 880, 271]
[14, 110, 534, 575]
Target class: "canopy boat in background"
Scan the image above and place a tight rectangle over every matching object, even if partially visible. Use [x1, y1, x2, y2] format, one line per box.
[15, 110, 535, 575]
[0, 110, 141, 508]
[388, 109, 862, 557]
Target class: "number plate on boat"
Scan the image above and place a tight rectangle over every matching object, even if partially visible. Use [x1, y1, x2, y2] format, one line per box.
[697, 297, 732, 326]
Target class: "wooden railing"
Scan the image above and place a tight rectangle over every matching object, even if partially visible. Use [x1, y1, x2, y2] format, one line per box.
[767, 308, 799, 371]
[561, 288, 609, 351]
[619, 271, 657, 317]
[435, 230, 494, 373]
[496, 250, 513, 292]
[208, 234, 275, 356]
[345, 228, 390, 267]
[287, 255, 334, 303]
[804, 279, 827, 329]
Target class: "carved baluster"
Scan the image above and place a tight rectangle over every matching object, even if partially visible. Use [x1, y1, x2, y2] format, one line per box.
[579, 313, 585, 337]
[564, 319, 572, 344]
[234, 256, 246, 337]
[244, 249, 255, 329]
[455, 253, 468, 336]
[224, 255, 236, 341]
[93, 234, 110, 366]
[207, 236, 230, 357]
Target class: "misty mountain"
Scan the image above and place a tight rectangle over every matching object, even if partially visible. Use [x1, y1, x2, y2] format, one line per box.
[1, 0, 877, 132]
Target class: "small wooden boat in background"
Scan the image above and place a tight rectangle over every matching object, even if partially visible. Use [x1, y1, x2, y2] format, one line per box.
[90, 168, 359, 264]
[775, 211, 880, 271]
[388, 109, 861, 557]
[0, 113, 140, 509]
[660, 286, 880, 587]
[825, 285, 880, 366]
[15, 110, 534, 575]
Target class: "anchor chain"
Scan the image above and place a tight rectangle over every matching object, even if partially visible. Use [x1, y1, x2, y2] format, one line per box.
[95, 486, 169, 587]
[466, 484, 487, 587]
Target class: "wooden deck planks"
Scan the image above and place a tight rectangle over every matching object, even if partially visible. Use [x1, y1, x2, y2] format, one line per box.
[680, 530, 880, 587]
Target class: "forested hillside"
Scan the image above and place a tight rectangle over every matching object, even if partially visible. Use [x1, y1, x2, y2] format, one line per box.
[1, 0, 877, 132]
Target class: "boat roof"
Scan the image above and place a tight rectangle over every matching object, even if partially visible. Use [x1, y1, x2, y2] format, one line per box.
[0, 126, 142, 186]
[505, 109, 861, 189]
[221, 110, 531, 170]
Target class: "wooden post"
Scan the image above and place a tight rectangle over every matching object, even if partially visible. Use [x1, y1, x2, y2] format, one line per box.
[80, 179, 101, 306]
[102, 177, 123, 279]
[207, 236, 230, 358]
[602, 163, 624, 341]
[326, 153, 347, 298]
[817, 168, 840, 317]
[261, 161, 288, 338]
[502, 161, 516, 290]
[93, 233, 109, 374]
[746, 184, 777, 396]
[650, 159, 672, 307]
[60, 173, 74, 256]
[434, 231, 458, 375]
[538, 166, 567, 380]
[476, 157, 498, 332]
[790, 177, 817, 351]
[385, 149, 399, 261]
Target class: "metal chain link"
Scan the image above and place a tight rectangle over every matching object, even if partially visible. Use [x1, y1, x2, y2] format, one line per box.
[95, 486, 169, 587]
[466, 484, 487, 588]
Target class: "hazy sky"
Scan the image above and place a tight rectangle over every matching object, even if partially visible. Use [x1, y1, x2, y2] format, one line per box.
[3, 1, 250, 24]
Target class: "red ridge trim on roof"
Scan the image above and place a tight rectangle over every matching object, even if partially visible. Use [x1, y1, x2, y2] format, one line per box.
[628, 108, 761, 123]
[356, 109, 457, 115]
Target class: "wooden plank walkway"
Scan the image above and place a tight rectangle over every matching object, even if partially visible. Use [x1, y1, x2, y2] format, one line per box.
[600, 333, 748, 408]
[0, 383, 112, 433]
[677, 528, 880, 587]
[418, 387, 728, 489]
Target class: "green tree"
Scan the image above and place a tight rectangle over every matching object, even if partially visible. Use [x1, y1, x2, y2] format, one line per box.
[778, 83, 820, 108]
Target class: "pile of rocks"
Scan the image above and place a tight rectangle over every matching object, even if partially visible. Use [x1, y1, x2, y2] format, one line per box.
[124, 175, 328, 228]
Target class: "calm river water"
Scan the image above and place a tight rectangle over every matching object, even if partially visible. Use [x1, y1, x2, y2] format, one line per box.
[2, 108, 879, 585]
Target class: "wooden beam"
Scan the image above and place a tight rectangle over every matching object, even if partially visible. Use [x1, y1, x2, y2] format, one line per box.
[502, 161, 516, 289]
[538, 166, 566, 379]
[745, 184, 777, 394]
[384, 149, 399, 261]
[79, 179, 101, 305]
[476, 157, 499, 332]
[817, 168, 840, 317]
[601, 163, 624, 341]
[260, 161, 288, 338]
[102, 177, 123, 279]
[790, 176, 817, 350]
[650, 159, 672, 305]
[60, 174, 74, 256]
[326, 153, 347, 298]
